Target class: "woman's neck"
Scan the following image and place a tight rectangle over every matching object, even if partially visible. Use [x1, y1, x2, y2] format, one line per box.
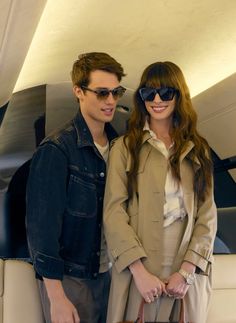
[149, 119, 173, 148]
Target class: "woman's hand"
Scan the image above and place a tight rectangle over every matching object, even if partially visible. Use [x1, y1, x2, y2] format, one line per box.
[129, 260, 166, 303]
[165, 261, 196, 299]
[165, 272, 189, 299]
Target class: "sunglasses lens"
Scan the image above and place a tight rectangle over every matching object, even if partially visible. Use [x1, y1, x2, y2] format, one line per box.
[97, 90, 110, 99]
[139, 88, 156, 101]
[96, 87, 126, 100]
[113, 87, 126, 99]
[159, 87, 175, 101]
[139, 87, 176, 101]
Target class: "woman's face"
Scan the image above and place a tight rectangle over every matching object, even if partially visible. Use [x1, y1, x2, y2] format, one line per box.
[144, 91, 176, 124]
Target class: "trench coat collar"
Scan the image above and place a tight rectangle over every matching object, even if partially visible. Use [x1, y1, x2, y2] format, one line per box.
[141, 130, 201, 169]
[142, 130, 152, 144]
[180, 141, 201, 170]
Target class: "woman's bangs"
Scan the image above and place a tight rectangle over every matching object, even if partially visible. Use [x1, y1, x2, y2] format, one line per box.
[144, 65, 177, 89]
[145, 78, 176, 89]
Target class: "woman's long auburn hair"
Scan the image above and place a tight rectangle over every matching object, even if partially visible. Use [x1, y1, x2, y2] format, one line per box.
[124, 61, 213, 202]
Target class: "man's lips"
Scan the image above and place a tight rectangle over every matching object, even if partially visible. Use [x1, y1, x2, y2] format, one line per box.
[101, 107, 114, 115]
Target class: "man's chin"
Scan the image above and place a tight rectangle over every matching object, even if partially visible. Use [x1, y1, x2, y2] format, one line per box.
[101, 114, 115, 123]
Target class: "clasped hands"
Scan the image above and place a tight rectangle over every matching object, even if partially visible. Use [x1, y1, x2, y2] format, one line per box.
[130, 261, 189, 304]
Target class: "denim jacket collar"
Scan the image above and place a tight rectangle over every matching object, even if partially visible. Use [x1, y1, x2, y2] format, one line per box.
[73, 109, 117, 148]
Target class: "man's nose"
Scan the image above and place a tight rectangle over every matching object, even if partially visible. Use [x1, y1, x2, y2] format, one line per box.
[105, 92, 116, 104]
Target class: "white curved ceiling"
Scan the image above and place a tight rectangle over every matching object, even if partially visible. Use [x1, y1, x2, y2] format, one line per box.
[0, 0, 47, 106]
[0, 0, 236, 181]
[11, 0, 236, 97]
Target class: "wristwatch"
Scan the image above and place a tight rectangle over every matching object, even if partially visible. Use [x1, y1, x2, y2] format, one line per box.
[178, 268, 196, 285]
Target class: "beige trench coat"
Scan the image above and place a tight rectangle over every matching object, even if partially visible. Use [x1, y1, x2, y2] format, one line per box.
[104, 133, 217, 323]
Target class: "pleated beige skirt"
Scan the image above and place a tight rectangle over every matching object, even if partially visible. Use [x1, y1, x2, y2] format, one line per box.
[124, 217, 187, 322]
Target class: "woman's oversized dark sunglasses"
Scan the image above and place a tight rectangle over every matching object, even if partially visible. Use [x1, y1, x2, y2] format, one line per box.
[139, 87, 178, 102]
[81, 86, 126, 100]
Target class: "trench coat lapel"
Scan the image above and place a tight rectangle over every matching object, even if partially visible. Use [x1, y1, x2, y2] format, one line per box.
[180, 141, 200, 215]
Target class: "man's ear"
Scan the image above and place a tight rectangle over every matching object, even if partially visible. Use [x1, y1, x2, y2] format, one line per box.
[73, 85, 83, 101]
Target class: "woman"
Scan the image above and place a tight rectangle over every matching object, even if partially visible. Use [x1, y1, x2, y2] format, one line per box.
[103, 61, 217, 323]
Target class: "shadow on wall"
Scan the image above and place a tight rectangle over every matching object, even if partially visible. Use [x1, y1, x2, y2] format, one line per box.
[0, 102, 8, 126]
[0, 114, 45, 259]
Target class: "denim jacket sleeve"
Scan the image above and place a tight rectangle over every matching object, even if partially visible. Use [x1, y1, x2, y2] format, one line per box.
[26, 142, 68, 280]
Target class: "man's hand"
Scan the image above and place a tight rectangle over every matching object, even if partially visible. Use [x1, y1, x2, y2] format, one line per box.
[44, 278, 80, 323]
[50, 294, 80, 323]
[129, 260, 166, 303]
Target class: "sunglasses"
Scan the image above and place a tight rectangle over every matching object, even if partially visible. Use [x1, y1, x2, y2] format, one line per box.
[81, 86, 126, 100]
[139, 87, 178, 102]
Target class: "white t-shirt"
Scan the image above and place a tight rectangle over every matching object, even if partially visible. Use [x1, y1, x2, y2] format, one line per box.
[94, 141, 111, 272]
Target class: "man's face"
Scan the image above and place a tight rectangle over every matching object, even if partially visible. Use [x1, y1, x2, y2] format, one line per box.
[74, 70, 120, 125]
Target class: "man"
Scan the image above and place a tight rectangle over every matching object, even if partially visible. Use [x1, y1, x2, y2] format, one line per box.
[26, 52, 126, 323]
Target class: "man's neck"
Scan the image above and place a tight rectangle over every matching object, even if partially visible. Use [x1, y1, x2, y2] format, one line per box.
[81, 111, 107, 146]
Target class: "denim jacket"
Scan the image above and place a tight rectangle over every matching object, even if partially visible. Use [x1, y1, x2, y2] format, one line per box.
[26, 109, 117, 280]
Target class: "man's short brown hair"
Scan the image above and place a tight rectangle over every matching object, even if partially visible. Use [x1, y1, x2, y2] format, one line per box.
[71, 52, 125, 87]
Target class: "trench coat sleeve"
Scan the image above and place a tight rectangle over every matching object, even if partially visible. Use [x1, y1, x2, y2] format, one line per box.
[103, 138, 147, 273]
[183, 181, 217, 274]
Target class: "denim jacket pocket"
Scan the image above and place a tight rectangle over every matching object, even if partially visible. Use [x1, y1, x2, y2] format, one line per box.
[66, 173, 97, 217]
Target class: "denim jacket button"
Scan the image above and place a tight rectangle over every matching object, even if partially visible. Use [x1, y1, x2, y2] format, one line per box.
[99, 172, 105, 177]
